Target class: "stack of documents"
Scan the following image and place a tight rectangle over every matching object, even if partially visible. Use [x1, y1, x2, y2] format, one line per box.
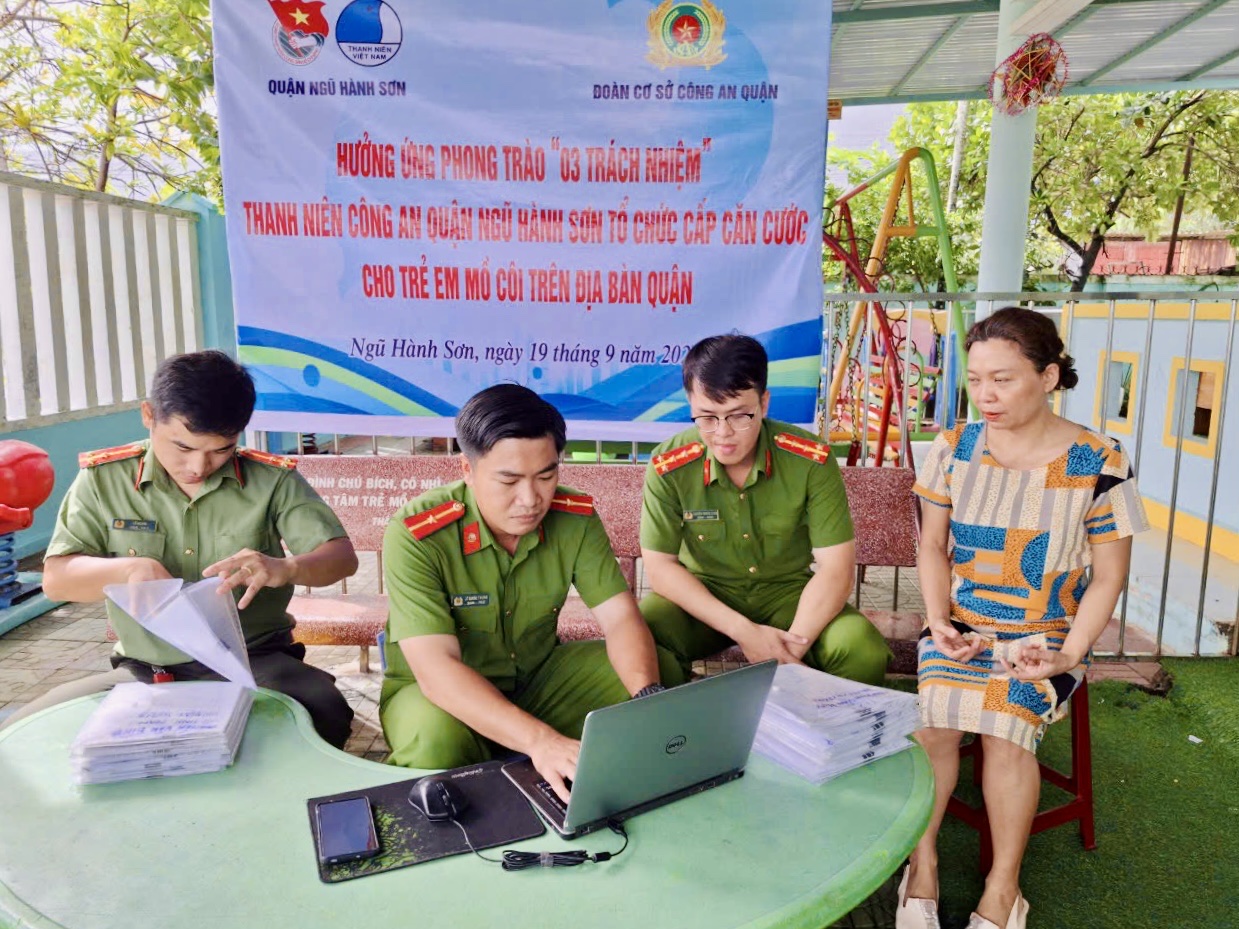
[752, 664, 920, 783]
[70, 681, 253, 784]
[70, 576, 258, 785]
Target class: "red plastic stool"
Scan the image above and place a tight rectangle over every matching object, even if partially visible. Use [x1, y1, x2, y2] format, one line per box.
[946, 678, 1096, 872]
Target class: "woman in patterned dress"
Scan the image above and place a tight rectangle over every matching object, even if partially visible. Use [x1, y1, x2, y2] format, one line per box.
[896, 308, 1148, 929]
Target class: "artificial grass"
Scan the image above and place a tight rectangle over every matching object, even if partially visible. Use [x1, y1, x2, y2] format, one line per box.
[926, 658, 1239, 929]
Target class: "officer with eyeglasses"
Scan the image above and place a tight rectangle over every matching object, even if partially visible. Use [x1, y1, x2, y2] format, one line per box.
[639, 334, 891, 683]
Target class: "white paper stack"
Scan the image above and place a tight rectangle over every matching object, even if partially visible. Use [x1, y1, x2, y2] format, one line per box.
[70, 681, 253, 784]
[752, 664, 920, 783]
[70, 576, 258, 785]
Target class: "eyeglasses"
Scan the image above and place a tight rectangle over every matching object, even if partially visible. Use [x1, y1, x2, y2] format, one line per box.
[692, 412, 757, 434]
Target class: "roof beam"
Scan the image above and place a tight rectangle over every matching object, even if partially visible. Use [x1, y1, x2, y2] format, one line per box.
[1012, 0, 1095, 36]
[833, 1, 998, 26]
[1081, 0, 1233, 86]
[888, 16, 970, 96]
[1179, 45, 1239, 81]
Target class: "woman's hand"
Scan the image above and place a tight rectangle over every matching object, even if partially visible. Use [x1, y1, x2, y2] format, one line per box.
[1000, 642, 1083, 681]
[927, 617, 988, 663]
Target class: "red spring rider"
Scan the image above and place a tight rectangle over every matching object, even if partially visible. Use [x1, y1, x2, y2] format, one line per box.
[0, 440, 55, 607]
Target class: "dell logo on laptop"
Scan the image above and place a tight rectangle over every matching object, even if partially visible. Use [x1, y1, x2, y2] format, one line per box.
[665, 735, 687, 754]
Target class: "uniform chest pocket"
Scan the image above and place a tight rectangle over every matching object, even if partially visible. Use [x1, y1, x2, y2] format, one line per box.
[107, 527, 167, 560]
[452, 603, 500, 636]
[212, 529, 275, 565]
[759, 512, 802, 536]
[685, 521, 727, 545]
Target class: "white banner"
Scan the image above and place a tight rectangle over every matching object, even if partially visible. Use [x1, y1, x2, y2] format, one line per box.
[213, 0, 832, 438]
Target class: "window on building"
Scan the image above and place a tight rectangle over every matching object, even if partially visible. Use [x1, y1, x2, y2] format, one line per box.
[1095, 351, 1139, 435]
[1164, 358, 1225, 458]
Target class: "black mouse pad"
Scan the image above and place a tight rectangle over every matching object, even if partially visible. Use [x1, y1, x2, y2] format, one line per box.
[307, 758, 546, 883]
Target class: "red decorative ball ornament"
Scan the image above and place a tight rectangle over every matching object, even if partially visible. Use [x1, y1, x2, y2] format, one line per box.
[989, 32, 1068, 116]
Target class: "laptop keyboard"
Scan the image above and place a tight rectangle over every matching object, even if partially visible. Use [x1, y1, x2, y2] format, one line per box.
[534, 778, 570, 815]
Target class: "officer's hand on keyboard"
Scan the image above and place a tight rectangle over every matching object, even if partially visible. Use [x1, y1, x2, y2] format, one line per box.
[528, 727, 579, 804]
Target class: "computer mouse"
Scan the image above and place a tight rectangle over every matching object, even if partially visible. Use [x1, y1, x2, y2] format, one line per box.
[409, 775, 469, 822]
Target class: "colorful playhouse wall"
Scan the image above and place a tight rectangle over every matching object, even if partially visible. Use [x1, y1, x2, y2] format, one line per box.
[1062, 300, 1237, 655]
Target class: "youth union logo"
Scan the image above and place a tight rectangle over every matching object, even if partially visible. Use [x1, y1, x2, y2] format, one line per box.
[646, 0, 726, 70]
[336, 0, 403, 67]
[267, 0, 329, 66]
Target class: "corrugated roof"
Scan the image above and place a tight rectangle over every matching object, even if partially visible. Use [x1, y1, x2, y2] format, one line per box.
[828, 0, 1239, 103]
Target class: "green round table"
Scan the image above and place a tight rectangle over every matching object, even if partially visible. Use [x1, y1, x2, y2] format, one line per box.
[0, 691, 932, 929]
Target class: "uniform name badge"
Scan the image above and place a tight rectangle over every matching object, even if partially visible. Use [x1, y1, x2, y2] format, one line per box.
[112, 519, 158, 532]
[451, 593, 491, 608]
[683, 510, 720, 521]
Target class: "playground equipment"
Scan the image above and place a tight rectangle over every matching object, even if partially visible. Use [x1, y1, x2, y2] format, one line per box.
[821, 147, 969, 467]
[0, 440, 58, 633]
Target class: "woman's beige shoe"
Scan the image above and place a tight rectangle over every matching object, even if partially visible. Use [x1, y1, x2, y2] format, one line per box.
[966, 893, 1029, 929]
[895, 865, 941, 929]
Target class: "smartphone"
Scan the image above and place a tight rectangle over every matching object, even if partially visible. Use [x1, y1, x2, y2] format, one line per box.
[315, 796, 381, 866]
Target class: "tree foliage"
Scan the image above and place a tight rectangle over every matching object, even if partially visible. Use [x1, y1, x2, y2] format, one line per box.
[1033, 91, 1239, 288]
[828, 92, 1239, 290]
[0, 0, 218, 202]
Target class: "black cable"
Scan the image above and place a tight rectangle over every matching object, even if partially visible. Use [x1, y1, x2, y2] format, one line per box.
[409, 796, 630, 871]
[489, 818, 629, 871]
[454, 814, 629, 870]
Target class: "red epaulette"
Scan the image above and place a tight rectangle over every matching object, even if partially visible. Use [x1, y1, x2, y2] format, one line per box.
[236, 447, 298, 470]
[773, 432, 832, 464]
[652, 442, 704, 476]
[549, 492, 593, 515]
[78, 443, 145, 469]
[404, 500, 467, 540]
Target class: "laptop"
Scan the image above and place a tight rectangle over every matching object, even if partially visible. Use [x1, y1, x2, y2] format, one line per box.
[502, 660, 777, 837]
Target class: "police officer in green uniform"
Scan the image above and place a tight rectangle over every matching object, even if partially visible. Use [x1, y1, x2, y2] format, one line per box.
[640, 334, 890, 685]
[3, 351, 359, 748]
[381, 384, 683, 800]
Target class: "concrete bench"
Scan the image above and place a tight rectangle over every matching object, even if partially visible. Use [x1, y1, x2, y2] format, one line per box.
[290, 456, 923, 674]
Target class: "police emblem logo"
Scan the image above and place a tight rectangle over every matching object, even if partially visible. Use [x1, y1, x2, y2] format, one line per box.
[268, 0, 330, 66]
[452, 595, 464, 607]
[646, 0, 727, 70]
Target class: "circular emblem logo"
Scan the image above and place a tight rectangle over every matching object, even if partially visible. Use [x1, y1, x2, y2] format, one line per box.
[665, 735, 687, 754]
[661, 5, 710, 58]
[336, 0, 403, 67]
[645, 0, 726, 69]
[273, 22, 325, 66]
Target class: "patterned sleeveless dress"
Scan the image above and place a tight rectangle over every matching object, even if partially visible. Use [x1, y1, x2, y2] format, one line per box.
[913, 422, 1149, 752]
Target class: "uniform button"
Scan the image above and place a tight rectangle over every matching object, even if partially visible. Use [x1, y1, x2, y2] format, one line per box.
[739, 493, 746, 500]
[697, 534, 705, 541]
[748, 566, 757, 574]
[184, 548, 194, 556]
[127, 548, 136, 556]
[505, 610, 512, 617]
[743, 533, 749, 540]
[509, 652, 517, 660]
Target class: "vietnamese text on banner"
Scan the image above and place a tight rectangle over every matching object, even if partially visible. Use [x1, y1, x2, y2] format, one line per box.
[212, 0, 833, 439]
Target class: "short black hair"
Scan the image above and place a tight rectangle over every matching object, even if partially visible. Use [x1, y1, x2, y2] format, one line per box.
[681, 334, 768, 402]
[148, 350, 256, 436]
[455, 384, 566, 459]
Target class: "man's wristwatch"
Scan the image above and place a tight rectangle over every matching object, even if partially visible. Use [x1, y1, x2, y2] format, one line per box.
[632, 682, 666, 699]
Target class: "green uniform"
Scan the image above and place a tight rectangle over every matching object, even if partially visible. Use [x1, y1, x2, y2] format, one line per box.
[37, 441, 355, 747]
[381, 481, 684, 769]
[640, 419, 890, 684]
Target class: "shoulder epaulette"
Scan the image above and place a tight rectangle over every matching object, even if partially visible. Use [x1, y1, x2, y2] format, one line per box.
[236, 447, 298, 470]
[773, 432, 832, 464]
[404, 500, 466, 540]
[652, 442, 704, 476]
[549, 492, 594, 515]
[79, 443, 145, 469]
